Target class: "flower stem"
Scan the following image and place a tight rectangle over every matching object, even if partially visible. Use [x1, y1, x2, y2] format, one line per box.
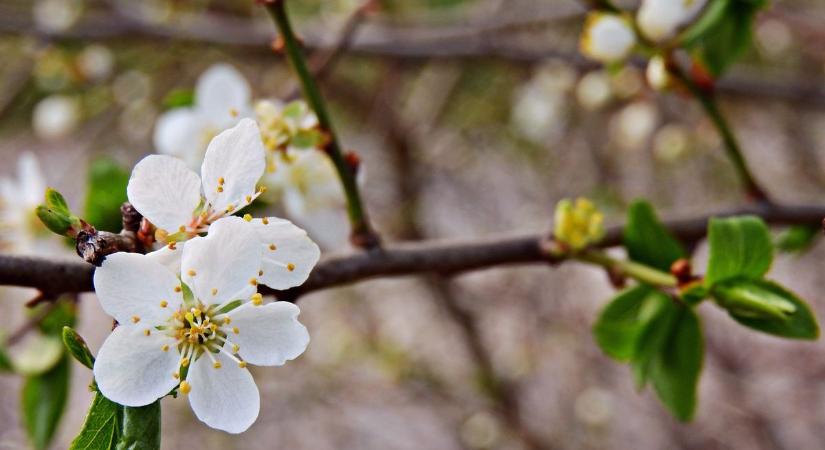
[576, 250, 678, 288]
[671, 67, 770, 203]
[263, 0, 379, 248]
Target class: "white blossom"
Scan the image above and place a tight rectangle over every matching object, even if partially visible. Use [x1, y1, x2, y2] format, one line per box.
[579, 12, 637, 64]
[153, 64, 252, 170]
[93, 217, 311, 433]
[128, 118, 320, 289]
[646, 55, 670, 90]
[32, 95, 81, 140]
[637, 0, 708, 43]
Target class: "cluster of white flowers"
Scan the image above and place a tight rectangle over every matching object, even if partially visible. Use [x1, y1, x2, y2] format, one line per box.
[154, 65, 345, 229]
[94, 118, 321, 433]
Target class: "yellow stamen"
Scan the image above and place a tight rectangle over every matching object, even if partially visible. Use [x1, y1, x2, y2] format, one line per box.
[181, 357, 190, 367]
[249, 278, 258, 286]
[179, 381, 191, 394]
[213, 361, 222, 369]
[223, 317, 231, 325]
[144, 329, 151, 336]
[188, 269, 197, 277]
[174, 286, 182, 293]
[161, 344, 169, 352]
[167, 242, 177, 250]
[243, 214, 252, 222]
[269, 244, 276, 251]
[218, 177, 225, 185]
[232, 344, 240, 353]
[262, 217, 270, 225]
[251, 293, 263, 306]
[238, 361, 247, 368]
[132, 316, 140, 323]
[232, 327, 239, 334]
[211, 288, 218, 296]
[160, 300, 168, 308]
[245, 195, 252, 203]
[287, 263, 296, 272]
[217, 185, 224, 193]
[178, 226, 186, 233]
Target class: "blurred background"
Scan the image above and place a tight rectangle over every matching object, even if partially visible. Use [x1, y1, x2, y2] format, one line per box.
[2, 0, 825, 448]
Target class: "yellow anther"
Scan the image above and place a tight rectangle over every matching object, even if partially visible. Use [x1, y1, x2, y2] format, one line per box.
[249, 278, 258, 286]
[222, 317, 231, 325]
[144, 329, 151, 336]
[161, 344, 169, 352]
[173, 372, 179, 379]
[269, 243, 277, 251]
[178, 226, 186, 233]
[232, 327, 239, 334]
[257, 185, 267, 194]
[181, 357, 190, 367]
[251, 293, 263, 306]
[258, 270, 263, 276]
[179, 381, 191, 394]
[174, 286, 182, 293]
[188, 269, 197, 277]
[243, 214, 252, 222]
[287, 263, 296, 272]
[160, 300, 168, 308]
[217, 185, 224, 193]
[132, 316, 140, 323]
[155, 228, 169, 242]
[185, 312, 195, 324]
[192, 308, 202, 316]
[229, 108, 238, 117]
[211, 288, 218, 296]
[262, 217, 270, 225]
[210, 323, 217, 332]
[232, 344, 240, 353]
[225, 204, 235, 213]
[218, 177, 225, 185]
[213, 361, 222, 369]
[245, 195, 252, 203]
[167, 242, 177, 250]
[238, 361, 247, 368]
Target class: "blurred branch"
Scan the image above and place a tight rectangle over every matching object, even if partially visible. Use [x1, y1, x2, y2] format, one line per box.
[263, 0, 380, 248]
[1, 203, 823, 299]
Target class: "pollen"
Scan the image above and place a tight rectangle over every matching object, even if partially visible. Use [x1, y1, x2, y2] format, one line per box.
[251, 293, 263, 306]
[249, 278, 258, 286]
[132, 316, 140, 323]
[161, 344, 169, 352]
[160, 300, 168, 308]
[174, 286, 182, 293]
[238, 361, 247, 368]
[262, 217, 270, 225]
[269, 243, 277, 251]
[144, 329, 151, 336]
[213, 361, 222, 369]
[287, 263, 296, 272]
[211, 288, 218, 296]
[243, 214, 252, 222]
[217, 185, 224, 193]
[180, 381, 191, 394]
[188, 269, 197, 277]
[232, 327, 239, 334]
[218, 177, 225, 185]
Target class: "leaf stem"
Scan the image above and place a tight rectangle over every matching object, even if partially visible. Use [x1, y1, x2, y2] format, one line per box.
[577, 250, 678, 288]
[670, 66, 770, 203]
[263, 0, 379, 248]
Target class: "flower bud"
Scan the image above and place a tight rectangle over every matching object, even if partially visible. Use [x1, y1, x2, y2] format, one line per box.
[637, 0, 708, 43]
[579, 12, 637, 64]
[646, 55, 671, 90]
[714, 283, 797, 321]
[554, 198, 605, 251]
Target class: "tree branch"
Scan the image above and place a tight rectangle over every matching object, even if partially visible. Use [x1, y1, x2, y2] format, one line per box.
[1, 203, 822, 299]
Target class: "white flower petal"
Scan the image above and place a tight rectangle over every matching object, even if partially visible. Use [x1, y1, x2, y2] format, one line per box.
[181, 216, 262, 306]
[195, 64, 251, 127]
[152, 108, 203, 170]
[226, 301, 309, 366]
[127, 154, 202, 232]
[145, 244, 184, 275]
[246, 217, 320, 290]
[187, 350, 260, 434]
[94, 326, 180, 407]
[94, 252, 183, 325]
[201, 118, 265, 215]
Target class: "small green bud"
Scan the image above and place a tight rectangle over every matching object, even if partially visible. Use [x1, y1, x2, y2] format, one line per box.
[554, 197, 605, 251]
[36, 205, 77, 236]
[715, 283, 797, 321]
[44, 187, 71, 215]
[62, 326, 95, 370]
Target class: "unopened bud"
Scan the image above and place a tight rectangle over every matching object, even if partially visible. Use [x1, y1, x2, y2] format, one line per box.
[553, 198, 605, 251]
[579, 12, 637, 64]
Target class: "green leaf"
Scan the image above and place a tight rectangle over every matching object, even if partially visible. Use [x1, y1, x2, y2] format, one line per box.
[0, 345, 12, 372]
[684, 0, 767, 76]
[291, 129, 322, 149]
[22, 355, 71, 449]
[85, 159, 130, 232]
[162, 88, 194, 109]
[62, 326, 95, 370]
[713, 279, 819, 339]
[775, 225, 819, 254]
[69, 392, 122, 450]
[705, 216, 773, 286]
[37, 188, 81, 237]
[623, 200, 685, 271]
[647, 305, 703, 422]
[116, 401, 161, 450]
[593, 285, 669, 361]
[38, 299, 77, 336]
[45, 188, 72, 216]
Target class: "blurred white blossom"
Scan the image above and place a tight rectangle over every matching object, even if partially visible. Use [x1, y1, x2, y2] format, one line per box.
[579, 12, 636, 64]
[646, 55, 671, 90]
[576, 71, 613, 110]
[510, 63, 575, 144]
[33, 0, 83, 33]
[77, 44, 115, 82]
[637, 0, 708, 42]
[32, 95, 81, 140]
[611, 101, 658, 151]
[153, 64, 252, 170]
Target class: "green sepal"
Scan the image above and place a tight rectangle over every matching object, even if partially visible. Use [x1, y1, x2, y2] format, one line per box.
[62, 326, 95, 370]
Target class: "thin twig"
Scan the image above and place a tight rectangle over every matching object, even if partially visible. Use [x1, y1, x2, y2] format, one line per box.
[263, 0, 380, 248]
